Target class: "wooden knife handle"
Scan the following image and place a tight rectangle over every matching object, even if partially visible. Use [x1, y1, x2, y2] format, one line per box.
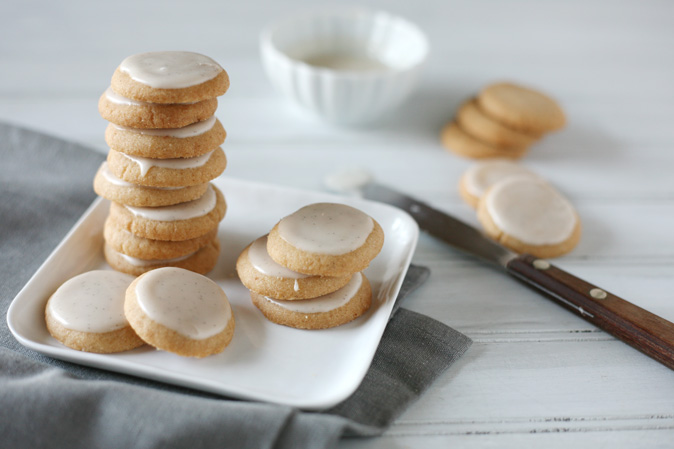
[506, 253, 674, 370]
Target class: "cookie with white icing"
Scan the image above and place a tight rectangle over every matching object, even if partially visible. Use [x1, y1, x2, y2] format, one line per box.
[111, 51, 229, 104]
[94, 162, 209, 207]
[104, 215, 218, 260]
[125, 267, 234, 357]
[477, 177, 581, 258]
[441, 121, 529, 160]
[105, 116, 226, 159]
[106, 147, 226, 188]
[266, 203, 385, 277]
[236, 235, 352, 300]
[98, 87, 218, 129]
[107, 184, 227, 241]
[459, 159, 540, 208]
[250, 272, 372, 330]
[104, 238, 220, 276]
[45, 270, 145, 353]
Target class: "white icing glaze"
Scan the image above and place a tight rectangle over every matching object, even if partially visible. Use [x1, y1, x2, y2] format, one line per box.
[99, 162, 182, 190]
[485, 177, 577, 245]
[105, 86, 145, 106]
[324, 168, 373, 193]
[112, 116, 216, 138]
[47, 270, 135, 333]
[134, 267, 231, 339]
[120, 150, 213, 177]
[120, 51, 222, 89]
[463, 159, 539, 198]
[248, 236, 309, 279]
[266, 272, 362, 313]
[118, 250, 196, 267]
[125, 185, 216, 221]
[277, 203, 374, 255]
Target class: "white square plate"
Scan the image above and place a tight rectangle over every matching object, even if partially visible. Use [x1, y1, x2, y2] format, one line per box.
[7, 177, 419, 409]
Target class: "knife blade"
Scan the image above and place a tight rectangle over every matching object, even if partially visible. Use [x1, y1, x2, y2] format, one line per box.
[361, 181, 674, 371]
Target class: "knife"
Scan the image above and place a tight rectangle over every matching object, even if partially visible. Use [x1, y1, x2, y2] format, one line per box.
[361, 181, 674, 370]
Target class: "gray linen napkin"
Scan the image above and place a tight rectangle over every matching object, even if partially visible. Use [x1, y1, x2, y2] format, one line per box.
[0, 122, 471, 449]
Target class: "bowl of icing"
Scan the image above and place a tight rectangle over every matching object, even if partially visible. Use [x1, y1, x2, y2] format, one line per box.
[260, 8, 429, 125]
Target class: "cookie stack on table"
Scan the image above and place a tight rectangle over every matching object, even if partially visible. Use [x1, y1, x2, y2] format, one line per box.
[94, 51, 229, 275]
[236, 203, 385, 330]
[441, 82, 566, 159]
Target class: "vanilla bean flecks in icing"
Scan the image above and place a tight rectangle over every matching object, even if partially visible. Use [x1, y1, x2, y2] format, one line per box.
[117, 249, 196, 267]
[135, 267, 231, 339]
[121, 150, 213, 177]
[277, 203, 374, 255]
[113, 116, 216, 138]
[125, 185, 216, 221]
[47, 270, 135, 333]
[120, 51, 223, 89]
[486, 177, 577, 245]
[100, 162, 181, 190]
[464, 159, 539, 198]
[248, 235, 309, 279]
[266, 272, 363, 313]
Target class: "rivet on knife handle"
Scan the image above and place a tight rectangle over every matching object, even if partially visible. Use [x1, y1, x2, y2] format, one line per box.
[507, 253, 674, 370]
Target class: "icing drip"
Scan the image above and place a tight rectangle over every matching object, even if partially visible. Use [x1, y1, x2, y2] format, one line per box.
[120, 150, 213, 177]
[112, 116, 216, 138]
[134, 267, 231, 339]
[266, 273, 362, 313]
[277, 203, 374, 255]
[47, 270, 134, 333]
[99, 162, 182, 190]
[124, 185, 216, 221]
[117, 249, 196, 267]
[248, 236, 309, 279]
[120, 51, 222, 89]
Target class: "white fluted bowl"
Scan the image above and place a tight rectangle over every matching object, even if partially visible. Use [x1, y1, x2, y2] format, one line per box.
[260, 8, 429, 125]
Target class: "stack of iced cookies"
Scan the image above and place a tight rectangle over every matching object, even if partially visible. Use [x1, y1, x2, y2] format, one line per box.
[441, 82, 566, 159]
[94, 51, 229, 275]
[236, 203, 385, 330]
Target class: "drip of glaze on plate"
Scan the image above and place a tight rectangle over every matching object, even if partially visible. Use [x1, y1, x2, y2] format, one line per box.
[125, 185, 216, 221]
[134, 267, 231, 339]
[277, 203, 373, 255]
[120, 51, 223, 89]
[47, 270, 135, 333]
[248, 235, 309, 279]
[266, 272, 363, 313]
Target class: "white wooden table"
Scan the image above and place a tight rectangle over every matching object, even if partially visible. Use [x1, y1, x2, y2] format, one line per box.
[3, 0, 674, 447]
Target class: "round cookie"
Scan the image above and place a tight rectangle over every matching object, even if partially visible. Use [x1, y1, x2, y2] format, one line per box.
[477, 82, 566, 134]
[106, 146, 226, 188]
[459, 159, 540, 208]
[251, 272, 372, 330]
[111, 51, 230, 104]
[107, 184, 227, 241]
[104, 238, 220, 276]
[441, 121, 529, 159]
[104, 215, 218, 260]
[105, 116, 227, 159]
[267, 203, 385, 277]
[98, 87, 218, 129]
[456, 99, 540, 149]
[94, 162, 209, 207]
[45, 270, 145, 353]
[125, 267, 234, 358]
[477, 177, 581, 258]
[236, 235, 352, 300]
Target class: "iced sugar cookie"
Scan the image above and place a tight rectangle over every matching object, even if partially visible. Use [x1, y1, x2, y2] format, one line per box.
[104, 239, 220, 276]
[251, 272, 372, 330]
[45, 270, 145, 353]
[477, 177, 581, 258]
[267, 203, 385, 277]
[441, 121, 529, 159]
[94, 162, 209, 207]
[98, 87, 218, 129]
[125, 267, 234, 357]
[111, 51, 229, 104]
[237, 235, 352, 300]
[456, 99, 540, 149]
[106, 147, 226, 188]
[459, 159, 540, 208]
[105, 116, 226, 159]
[104, 215, 218, 260]
[477, 82, 566, 134]
[107, 184, 227, 241]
